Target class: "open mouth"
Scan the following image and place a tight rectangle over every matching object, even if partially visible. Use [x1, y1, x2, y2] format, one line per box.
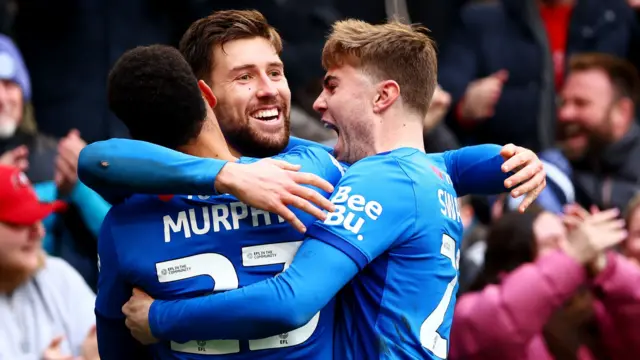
[322, 119, 339, 135]
[250, 108, 281, 122]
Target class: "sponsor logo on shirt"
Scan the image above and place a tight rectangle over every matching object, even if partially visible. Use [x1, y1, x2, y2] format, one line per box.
[323, 186, 382, 241]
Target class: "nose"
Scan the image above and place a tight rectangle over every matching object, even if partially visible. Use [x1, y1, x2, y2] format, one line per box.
[30, 221, 45, 240]
[313, 93, 327, 113]
[557, 102, 576, 123]
[256, 72, 278, 99]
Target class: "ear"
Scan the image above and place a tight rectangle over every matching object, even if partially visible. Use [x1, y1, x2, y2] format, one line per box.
[198, 80, 217, 109]
[615, 97, 634, 124]
[372, 80, 400, 114]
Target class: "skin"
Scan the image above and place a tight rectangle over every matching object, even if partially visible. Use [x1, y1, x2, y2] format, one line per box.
[0, 221, 43, 293]
[533, 212, 568, 258]
[0, 79, 23, 139]
[206, 37, 292, 158]
[558, 69, 634, 161]
[624, 207, 640, 264]
[313, 63, 425, 163]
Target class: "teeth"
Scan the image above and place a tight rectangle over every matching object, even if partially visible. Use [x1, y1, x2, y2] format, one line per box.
[252, 109, 279, 119]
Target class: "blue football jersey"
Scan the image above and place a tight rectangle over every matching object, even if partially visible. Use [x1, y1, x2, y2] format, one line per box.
[307, 148, 463, 360]
[95, 146, 345, 360]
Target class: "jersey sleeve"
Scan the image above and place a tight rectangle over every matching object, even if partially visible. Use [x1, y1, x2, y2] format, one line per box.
[95, 209, 133, 319]
[277, 146, 345, 188]
[149, 238, 358, 342]
[306, 155, 417, 270]
[78, 139, 226, 203]
[95, 210, 151, 359]
[284, 136, 334, 154]
[439, 144, 509, 196]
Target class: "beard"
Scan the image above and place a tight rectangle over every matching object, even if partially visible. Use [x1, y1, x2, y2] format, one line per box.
[215, 104, 291, 158]
[0, 115, 17, 139]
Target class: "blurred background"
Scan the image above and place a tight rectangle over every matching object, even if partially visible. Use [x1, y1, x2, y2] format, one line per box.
[1, 0, 640, 359]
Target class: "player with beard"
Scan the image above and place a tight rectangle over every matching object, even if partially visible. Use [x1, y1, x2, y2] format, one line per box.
[80, 10, 544, 221]
[85, 17, 547, 360]
[93, 43, 541, 360]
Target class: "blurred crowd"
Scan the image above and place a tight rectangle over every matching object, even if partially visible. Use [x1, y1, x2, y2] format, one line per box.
[1, 0, 640, 359]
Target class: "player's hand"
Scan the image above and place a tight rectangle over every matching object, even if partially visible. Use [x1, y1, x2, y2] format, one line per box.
[500, 143, 546, 213]
[215, 159, 336, 233]
[122, 288, 158, 345]
[42, 335, 74, 360]
[0, 145, 29, 171]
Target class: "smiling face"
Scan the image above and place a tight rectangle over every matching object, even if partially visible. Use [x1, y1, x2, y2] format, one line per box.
[209, 37, 291, 157]
[557, 69, 619, 160]
[313, 64, 377, 163]
[0, 221, 43, 290]
[0, 79, 23, 139]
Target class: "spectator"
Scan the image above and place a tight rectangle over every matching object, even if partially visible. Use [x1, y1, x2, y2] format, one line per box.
[0, 34, 110, 290]
[0, 165, 98, 360]
[558, 53, 640, 210]
[450, 206, 640, 360]
[624, 193, 640, 265]
[0, 33, 55, 183]
[439, 0, 637, 151]
[424, 85, 461, 152]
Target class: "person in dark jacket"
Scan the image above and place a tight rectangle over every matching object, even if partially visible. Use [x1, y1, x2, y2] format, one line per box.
[558, 53, 640, 210]
[439, 0, 637, 152]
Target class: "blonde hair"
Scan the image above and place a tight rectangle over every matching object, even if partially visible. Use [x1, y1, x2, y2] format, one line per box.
[321, 19, 438, 116]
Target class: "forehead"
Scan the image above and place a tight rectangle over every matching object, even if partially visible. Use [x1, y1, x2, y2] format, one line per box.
[212, 37, 282, 72]
[563, 69, 614, 98]
[325, 64, 371, 86]
[533, 212, 565, 236]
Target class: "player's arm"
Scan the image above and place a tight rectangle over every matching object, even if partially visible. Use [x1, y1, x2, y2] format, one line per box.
[147, 158, 414, 342]
[78, 139, 336, 232]
[150, 238, 358, 342]
[78, 139, 226, 203]
[442, 144, 545, 209]
[440, 144, 508, 196]
[95, 211, 153, 360]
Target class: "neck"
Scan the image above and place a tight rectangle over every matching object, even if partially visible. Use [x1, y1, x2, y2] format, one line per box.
[373, 108, 425, 154]
[179, 132, 238, 161]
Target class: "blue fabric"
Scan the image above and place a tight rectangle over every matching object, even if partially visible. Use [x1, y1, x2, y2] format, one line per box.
[95, 146, 344, 359]
[149, 238, 357, 341]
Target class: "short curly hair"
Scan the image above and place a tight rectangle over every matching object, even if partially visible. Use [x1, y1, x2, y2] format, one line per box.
[107, 44, 206, 149]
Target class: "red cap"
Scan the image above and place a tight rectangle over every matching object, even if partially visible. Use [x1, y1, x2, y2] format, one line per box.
[0, 165, 67, 225]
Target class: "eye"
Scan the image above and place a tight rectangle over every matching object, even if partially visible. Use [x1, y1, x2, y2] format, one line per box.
[269, 70, 282, 78]
[237, 74, 252, 81]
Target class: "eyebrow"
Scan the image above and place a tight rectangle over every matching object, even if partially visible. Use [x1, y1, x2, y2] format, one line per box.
[323, 75, 339, 88]
[230, 62, 284, 73]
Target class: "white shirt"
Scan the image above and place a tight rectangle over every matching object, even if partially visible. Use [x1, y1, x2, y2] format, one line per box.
[0, 256, 96, 360]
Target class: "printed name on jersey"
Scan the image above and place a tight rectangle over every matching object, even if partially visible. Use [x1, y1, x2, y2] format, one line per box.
[323, 186, 383, 241]
[163, 201, 285, 242]
[438, 189, 462, 224]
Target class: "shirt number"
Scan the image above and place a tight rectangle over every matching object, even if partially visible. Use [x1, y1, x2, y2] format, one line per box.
[155, 241, 320, 355]
[419, 234, 460, 359]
